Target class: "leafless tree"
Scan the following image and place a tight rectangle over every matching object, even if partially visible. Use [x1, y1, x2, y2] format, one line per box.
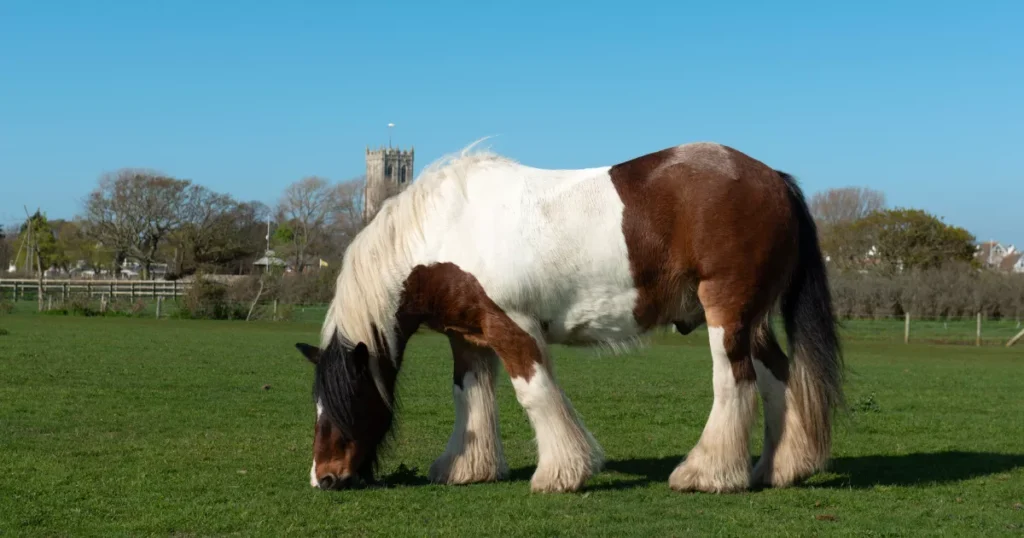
[810, 187, 886, 228]
[82, 168, 191, 278]
[276, 176, 335, 272]
[329, 175, 366, 251]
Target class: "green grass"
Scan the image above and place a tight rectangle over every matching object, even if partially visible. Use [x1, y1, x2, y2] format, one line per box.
[0, 314, 1022, 536]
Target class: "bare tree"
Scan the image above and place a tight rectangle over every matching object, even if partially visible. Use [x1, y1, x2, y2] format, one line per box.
[171, 185, 241, 275]
[810, 187, 886, 228]
[330, 175, 366, 251]
[82, 168, 191, 278]
[276, 176, 335, 272]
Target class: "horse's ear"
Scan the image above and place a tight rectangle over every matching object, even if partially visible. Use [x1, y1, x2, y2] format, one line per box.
[295, 343, 321, 365]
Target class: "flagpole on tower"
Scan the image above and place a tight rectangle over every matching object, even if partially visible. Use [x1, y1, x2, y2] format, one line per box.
[388, 122, 395, 148]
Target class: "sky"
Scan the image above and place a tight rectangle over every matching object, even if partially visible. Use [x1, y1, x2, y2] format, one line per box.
[1, 1, 1022, 245]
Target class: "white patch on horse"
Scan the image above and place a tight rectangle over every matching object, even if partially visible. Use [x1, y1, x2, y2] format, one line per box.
[322, 139, 641, 402]
[429, 163, 640, 347]
[429, 366, 509, 484]
[510, 363, 603, 492]
[310, 400, 324, 488]
[670, 326, 756, 492]
[656, 142, 736, 179]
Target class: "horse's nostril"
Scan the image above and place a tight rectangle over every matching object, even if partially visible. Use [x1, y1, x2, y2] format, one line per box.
[318, 474, 336, 490]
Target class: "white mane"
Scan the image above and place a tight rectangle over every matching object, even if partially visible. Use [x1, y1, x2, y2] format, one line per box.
[320, 138, 517, 398]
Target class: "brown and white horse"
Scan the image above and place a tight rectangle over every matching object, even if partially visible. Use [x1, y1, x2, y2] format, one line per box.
[294, 140, 844, 494]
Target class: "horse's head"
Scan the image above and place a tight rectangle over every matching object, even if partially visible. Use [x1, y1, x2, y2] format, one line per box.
[295, 338, 395, 490]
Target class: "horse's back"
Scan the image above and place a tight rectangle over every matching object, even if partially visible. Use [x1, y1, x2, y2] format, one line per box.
[419, 142, 797, 342]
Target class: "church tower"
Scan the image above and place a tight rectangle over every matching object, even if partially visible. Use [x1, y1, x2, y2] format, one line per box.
[363, 145, 414, 224]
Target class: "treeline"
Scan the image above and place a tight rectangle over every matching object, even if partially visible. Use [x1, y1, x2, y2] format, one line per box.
[0, 168, 366, 279]
[830, 265, 1024, 320]
[811, 187, 1023, 320]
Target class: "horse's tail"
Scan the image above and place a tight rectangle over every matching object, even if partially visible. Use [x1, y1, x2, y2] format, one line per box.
[776, 170, 845, 468]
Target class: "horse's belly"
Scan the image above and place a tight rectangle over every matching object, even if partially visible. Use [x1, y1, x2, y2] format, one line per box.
[542, 285, 641, 345]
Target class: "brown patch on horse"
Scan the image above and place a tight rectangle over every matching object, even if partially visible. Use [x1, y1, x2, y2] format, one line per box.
[398, 262, 542, 381]
[313, 415, 359, 479]
[609, 142, 800, 380]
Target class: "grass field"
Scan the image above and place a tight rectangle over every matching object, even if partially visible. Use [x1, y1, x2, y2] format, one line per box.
[1, 313, 1022, 536]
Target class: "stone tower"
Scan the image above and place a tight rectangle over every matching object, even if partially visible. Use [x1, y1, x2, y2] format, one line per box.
[363, 145, 414, 224]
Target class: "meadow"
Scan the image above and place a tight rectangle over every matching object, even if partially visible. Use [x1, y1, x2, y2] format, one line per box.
[1, 310, 1022, 536]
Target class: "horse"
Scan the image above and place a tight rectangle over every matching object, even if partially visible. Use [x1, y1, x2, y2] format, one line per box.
[294, 140, 844, 494]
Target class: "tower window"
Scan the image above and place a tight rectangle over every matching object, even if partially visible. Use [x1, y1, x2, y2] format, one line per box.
[400, 167, 407, 183]
[385, 164, 392, 178]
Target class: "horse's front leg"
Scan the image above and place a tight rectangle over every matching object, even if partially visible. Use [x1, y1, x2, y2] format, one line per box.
[428, 334, 509, 485]
[492, 314, 604, 493]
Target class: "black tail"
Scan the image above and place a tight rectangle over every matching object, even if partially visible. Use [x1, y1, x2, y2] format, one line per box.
[776, 170, 845, 465]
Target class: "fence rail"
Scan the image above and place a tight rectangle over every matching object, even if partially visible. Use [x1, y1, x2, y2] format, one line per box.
[0, 279, 190, 301]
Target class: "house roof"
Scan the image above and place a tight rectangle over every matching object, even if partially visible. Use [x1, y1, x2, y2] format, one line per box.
[1000, 252, 1023, 272]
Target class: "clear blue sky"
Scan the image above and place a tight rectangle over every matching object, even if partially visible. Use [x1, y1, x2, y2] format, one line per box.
[2, 1, 1021, 245]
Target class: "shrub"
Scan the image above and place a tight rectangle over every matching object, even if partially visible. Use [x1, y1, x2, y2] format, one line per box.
[828, 266, 1024, 320]
[177, 277, 248, 320]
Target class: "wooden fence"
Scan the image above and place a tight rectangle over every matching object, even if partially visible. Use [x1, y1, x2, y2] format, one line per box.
[0, 279, 190, 301]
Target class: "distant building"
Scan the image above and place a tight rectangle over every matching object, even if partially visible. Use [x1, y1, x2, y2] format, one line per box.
[1001, 252, 1024, 274]
[363, 145, 414, 224]
[976, 241, 1017, 268]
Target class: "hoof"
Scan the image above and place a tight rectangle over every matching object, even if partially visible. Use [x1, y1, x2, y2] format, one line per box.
[428, 452, 508, 485]
[668, 449, 750, 493]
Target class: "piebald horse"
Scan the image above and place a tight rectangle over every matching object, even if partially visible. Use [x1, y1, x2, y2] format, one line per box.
[295, 140, 844, 494]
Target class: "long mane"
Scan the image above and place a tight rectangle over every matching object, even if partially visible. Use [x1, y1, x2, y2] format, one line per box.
[320, 138, 517, 401]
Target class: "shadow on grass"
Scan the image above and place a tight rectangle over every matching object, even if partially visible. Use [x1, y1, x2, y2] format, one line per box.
[372, 451, 1024, 491]
[598, 451, 1024, 490]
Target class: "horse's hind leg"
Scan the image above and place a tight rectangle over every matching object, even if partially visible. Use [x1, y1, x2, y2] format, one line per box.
[670, 280, 759, 493]
[429, 334, 509, 485]
[751, 322, 824, 488]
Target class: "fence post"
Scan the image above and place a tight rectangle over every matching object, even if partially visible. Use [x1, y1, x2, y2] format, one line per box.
[1008, 327, 1024, 348]
[101, 294, 108, 313]
[273, 299, 279, 321]
[62, 282, 68, 303]
[904, 312, 910, 344]
[976, 312, 982, 347]
[47, 295, 52, 311]
[14, 282, 19, 302]
[156, 296, 163, 319]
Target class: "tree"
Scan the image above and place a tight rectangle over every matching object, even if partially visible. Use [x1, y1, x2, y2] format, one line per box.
[333, 176, 365, 237]
[853, 208, 977, 273]
[170, 192, 272, 277]
[323, 176, 366, 259]
[276, 176, 335, 272]
[58, 218, 114, 273]
[173, 185, 240, 274]
[818, 218, 876, 271]
[82, 169, 192, 278]
[810, 187, 886, 228]
[0, 224, 9, 272]
[16, 211, 60, 271]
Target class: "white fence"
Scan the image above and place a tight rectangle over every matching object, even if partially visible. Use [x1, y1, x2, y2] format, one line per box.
[0, 279, 189, 301]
